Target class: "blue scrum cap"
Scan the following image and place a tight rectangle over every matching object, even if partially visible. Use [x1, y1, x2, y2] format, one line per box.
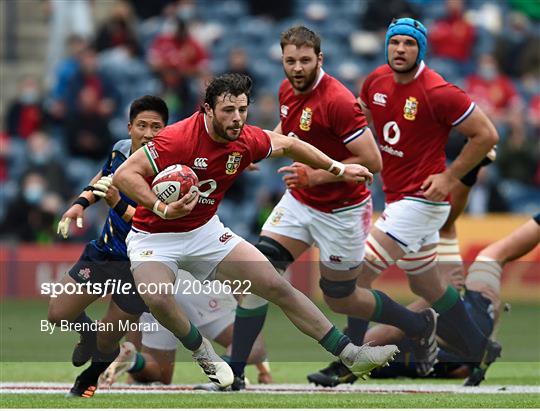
[385, 18, 428, 65]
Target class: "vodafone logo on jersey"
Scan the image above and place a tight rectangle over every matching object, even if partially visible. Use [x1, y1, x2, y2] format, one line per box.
[373, 93, 387, 107]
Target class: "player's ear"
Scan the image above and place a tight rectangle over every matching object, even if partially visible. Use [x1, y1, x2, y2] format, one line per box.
[203, 103, 212, 117]
[318, 52, 323, 65]
[127, 122, 132, 135]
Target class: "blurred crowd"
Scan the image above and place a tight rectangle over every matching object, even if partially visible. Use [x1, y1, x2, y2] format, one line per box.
[1, 0, 539, 244]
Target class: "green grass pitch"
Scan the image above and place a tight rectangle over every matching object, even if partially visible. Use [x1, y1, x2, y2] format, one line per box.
[1, 299, 539, 408]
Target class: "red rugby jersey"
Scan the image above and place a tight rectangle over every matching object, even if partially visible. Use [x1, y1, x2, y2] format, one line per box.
[132, 112, 271, 233]
[279, 70, 370, 213]
[360, 62, 475, 203]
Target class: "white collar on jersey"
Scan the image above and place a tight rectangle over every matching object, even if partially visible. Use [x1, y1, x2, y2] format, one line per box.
[414, 61, 426, 79]
[312, 67, 325, 90]
[203, 113, 210, 135]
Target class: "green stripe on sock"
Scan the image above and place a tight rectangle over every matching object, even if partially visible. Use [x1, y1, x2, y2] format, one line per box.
[129, 352, 145, 373]
[432, 285, 460, 314]
[319, 326, 347, 355]
[370, 289, 383, 321]
[236, 304, 268, 318]
[179, 322, 202, 351]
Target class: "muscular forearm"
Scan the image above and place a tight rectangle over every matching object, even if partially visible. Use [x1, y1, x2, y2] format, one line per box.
[113, 169, 159, 212]
[305, 157, 362, 186]
[283, 138, 334, 172]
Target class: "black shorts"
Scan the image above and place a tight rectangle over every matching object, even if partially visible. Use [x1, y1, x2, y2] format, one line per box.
[68, 243, 148, 315]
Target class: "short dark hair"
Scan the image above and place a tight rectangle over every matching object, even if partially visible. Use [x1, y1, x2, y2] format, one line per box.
[129, 95, 169, 125]
[201, 73, 252, 111]
[280, 26, 321, 55]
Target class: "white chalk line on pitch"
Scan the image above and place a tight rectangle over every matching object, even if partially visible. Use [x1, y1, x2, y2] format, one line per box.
[1, 382, 539, 395]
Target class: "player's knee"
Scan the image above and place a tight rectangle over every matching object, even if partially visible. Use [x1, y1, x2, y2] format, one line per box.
[239, 292, 268, 310]
[143, 293, 172, 315]
[319, 276, 356, 299]
[256, 236, 294, 274]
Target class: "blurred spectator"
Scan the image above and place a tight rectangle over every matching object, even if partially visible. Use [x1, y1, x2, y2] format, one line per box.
[129, 0, 176, 20]
[6, 76, 46, 139]
[360, 0, 418, 32]
[464, 53, 522, 127]
[0, 132, 8, 183]
[48, 45, 120, 124]
[148, 16, 209, 118]
[94, 0, 137, 53]
[351, 0, 418, 58]
[528, 94, 540, 130]
[429, 0, 475, 63]
[23, 131, 72, 200]
[45, 0, 94, 88]
[494, 12, 540, 78]
[0, 172, 62, 243]
[225, 47, 257, 87]
[250, 91, 279, 130]
[467, 167, 508, 215]
[497, 111, 538, 186]
[47, 35, 89, 120]
[249, 0, 291, 21]
[65, 86, 113, 161]
[99, 36, 159, 138]
[509, 0, 540, 21]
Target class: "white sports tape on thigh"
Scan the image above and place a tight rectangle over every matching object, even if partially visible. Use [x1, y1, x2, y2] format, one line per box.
[364, 234, 393, 274]
[466, 255, 502, 293]
[397, 248, 438, 275]
[239, 292, 268, 310]
[437, 236, 462, 263]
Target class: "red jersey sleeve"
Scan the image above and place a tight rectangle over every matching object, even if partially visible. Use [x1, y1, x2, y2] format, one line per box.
[430, 83, 475, 127]
[359, 73, 375, 111]
[327, 92, 368, 144]
[142, 129, 190, 175]
[246, 126, 272, 163]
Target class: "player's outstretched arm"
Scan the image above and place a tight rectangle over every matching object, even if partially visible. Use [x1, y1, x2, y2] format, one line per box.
[280, 127, 382, 189]
[113, 148, 199, 220]
[266, 130, 373, 185]
[57, 170, 103, 239]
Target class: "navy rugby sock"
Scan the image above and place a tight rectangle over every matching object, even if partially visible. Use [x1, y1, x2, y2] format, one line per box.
[370, 290, 428, 337]
[230, 305, 268, 377]
[433, 286, 487, 361]
[346, 317, 369, 345]
[73, 311, 95, 339]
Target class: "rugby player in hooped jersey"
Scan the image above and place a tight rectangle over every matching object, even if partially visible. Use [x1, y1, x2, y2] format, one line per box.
[113, 73, 400, 390]
[308, 18, 499, 387]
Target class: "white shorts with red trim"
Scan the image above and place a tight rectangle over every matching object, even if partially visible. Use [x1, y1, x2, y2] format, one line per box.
[262, 190, 372, 270]
[126, 215, 243, 281]
[375, 197, 451, 253]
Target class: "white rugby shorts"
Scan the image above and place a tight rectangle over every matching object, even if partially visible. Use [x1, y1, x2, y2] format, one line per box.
[262, 190, 372, 270]
[375, 197, 451, 253]
[127, 215, 243, 281]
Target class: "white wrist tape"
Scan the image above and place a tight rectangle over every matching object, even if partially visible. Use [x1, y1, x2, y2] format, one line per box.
[152, 199, 168, 219]
[327, 160, 345, 177]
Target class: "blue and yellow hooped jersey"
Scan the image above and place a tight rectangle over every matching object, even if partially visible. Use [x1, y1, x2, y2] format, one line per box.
[91, 139, 136, 260]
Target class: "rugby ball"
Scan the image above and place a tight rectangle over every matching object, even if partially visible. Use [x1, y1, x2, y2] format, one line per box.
[151, 164, 199, 204]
